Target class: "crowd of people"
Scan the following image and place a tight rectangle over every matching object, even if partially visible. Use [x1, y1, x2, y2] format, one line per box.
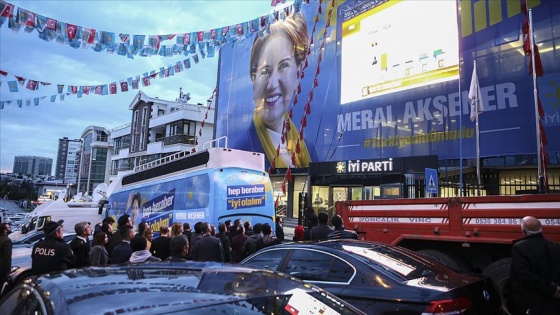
[0, 210, 364, 284]
[25, 214, 291, 275]
[19, 210, 362, 277]
[6, 212, 560, 313]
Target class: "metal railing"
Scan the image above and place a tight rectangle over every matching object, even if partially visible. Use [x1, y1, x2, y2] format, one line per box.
[134, 136, 228, 172]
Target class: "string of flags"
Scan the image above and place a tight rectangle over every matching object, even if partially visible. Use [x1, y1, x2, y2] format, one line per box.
[0, 0, 304, 59]
[521, 0, 549, 192]
[271, 0, 334, 194]
[0, 55, 202, 109]
[0, 0, 308, 110]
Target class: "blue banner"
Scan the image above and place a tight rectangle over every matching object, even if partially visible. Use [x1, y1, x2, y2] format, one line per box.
[215, 0, 559, 167]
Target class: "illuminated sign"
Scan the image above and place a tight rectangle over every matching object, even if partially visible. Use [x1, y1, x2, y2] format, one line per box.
[340, 0, 459, 103]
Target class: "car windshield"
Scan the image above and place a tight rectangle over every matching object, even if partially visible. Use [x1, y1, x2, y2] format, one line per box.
[342, 244, 434, 279]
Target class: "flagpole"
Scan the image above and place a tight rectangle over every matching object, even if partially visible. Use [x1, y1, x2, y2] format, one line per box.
[459, 62, 463, 197]
[528, 9, 543, 193]
[474, 60, 481, 196]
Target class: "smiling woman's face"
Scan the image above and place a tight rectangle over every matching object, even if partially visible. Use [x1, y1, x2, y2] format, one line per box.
[252, 32, 300, 132]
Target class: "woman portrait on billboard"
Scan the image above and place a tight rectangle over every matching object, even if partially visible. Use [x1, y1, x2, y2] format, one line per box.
[126, 192, 142, 226]
[244, 11, 316, 168]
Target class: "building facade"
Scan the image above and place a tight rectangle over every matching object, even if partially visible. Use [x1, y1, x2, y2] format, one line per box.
[54, 137, 81, 183]
[108, 90, 215, 182]
[214, 0, 560, 220]
[76, 126, 110, 195]
[12, 156, 52, 177]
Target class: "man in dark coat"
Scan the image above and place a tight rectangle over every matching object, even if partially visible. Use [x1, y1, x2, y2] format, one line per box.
[275, 217, 285, 242]
[31, 220, 75, 275]
[508, 216, 560, 315]
[110, 225, 135, 264]
[109, 214, 132, 256]
[165, 235, 190, 262]
[69, 221, 93, 268]
[216, 223, 231, 262]
[327, 215, 358, 240]
[303, 212, 318, 241]
[309, 211, 333, 241]
[190, 222, 224, 262]
[150, 225, 171, 260]
[0, 223, 13, 281]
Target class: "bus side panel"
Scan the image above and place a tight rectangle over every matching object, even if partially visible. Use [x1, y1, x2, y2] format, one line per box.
[212, 168, 275, 227]
[109, 172, 212, 229]
[108, 168, 275, 232]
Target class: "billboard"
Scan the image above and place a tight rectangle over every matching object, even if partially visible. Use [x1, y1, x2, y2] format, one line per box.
[215, 0, 560, 168]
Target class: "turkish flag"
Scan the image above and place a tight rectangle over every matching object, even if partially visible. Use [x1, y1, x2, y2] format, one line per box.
[110, 83, 117, 94]
[83, 86, 90, 95]
[142, 76, 150, 87]
[197, 31, 204, 42]
[184, 33, 190, 45]
[67, 24, 77, 40]
[46, 18, 57, 30]
[26, 80, 37, 91]
[84, 28, 96, 44]
[120, 82, 128, 92]
[24, 12, 36, 27]
[0, 3, 14, 17]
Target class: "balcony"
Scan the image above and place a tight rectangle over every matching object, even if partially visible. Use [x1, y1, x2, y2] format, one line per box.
[163, 134, 196, 146]
[110, 165, 134, 176]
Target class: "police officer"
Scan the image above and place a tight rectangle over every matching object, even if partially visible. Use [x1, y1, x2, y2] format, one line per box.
[31, 220, 75, 275]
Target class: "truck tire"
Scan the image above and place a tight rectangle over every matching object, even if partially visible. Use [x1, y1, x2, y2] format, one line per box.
[417, 249, 463, 271]
[483, 257, 511, 313]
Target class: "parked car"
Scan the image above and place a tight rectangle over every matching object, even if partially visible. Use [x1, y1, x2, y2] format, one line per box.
[240, 240, 503, 315]
[10, 231, 45, 247]
[0, 262, 366, 315]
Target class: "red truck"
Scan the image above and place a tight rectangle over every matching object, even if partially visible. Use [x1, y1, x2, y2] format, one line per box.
[335, 194, 560, 300]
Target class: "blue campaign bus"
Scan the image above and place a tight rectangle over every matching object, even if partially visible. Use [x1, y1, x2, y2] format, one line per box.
[107, 147, 275, 233]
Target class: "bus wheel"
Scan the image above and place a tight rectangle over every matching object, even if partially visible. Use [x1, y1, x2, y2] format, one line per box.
[483, 257, 511, 313]
[416, 249, 464, 271]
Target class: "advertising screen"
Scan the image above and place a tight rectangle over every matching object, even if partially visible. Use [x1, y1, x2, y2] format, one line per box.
[341, 0, 459, 103]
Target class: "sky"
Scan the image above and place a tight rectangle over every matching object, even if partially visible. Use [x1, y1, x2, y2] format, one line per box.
[0, 0, 284, 173]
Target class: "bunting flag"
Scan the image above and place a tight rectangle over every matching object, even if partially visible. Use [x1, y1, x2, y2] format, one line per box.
[0, 2, 14, 17]
[120, 81, 128, 92]
[0, 0, 304, 58]
[0, 54, 197, 106]
[109, 82, 117, 94]
[0, 0, 311, 109]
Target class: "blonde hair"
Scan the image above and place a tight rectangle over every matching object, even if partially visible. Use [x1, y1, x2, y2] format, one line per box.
[170, 222, 183, 237]
[250, 12, 308, 81]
